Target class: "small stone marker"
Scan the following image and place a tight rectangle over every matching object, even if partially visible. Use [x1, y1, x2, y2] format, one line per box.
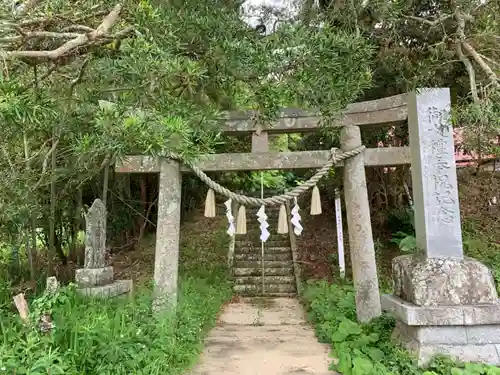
[75, 198, 132, 298]
[45, 276, 59, 294]
[13, 293, 29, 323]
[408, 88, 463, 259]
[334, 189, 345, 279]
[84, 198, 107, 268]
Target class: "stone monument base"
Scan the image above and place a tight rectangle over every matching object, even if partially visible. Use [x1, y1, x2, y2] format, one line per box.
[383, 254, 500, 366]
[77, 279, 133, 298]
[392, 255, 498, 306]
[75, 266, 114, 287]
[382, 295, 500, 365]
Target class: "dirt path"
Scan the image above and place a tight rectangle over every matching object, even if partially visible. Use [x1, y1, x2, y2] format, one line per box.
[187, 297, 336, 375]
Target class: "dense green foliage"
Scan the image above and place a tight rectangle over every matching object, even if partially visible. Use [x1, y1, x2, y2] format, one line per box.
[0, 0, 499, 372]
[1, 0, 498, 270]
[1, 279, 231, 374]
[303, 281, 500, 375]
[0, 226, 232, 374]
[0, 0, 376, 276]
[298, 0, 500, 166]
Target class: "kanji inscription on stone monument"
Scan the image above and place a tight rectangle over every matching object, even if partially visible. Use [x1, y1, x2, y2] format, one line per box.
[408, 88, 463, 259]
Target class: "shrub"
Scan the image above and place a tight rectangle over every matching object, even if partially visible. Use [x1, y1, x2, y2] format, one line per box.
[0, 274, 231, 374]
[302, 280, 500, 375]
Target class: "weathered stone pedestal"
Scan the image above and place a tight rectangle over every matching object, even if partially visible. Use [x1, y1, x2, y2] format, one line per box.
[383, 255, 500, 366]
[75, 199, 132, 298]
[76, 266, 132, 298]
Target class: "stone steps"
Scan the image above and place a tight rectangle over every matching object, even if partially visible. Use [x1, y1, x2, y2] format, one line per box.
[239, 232, 289, 239]
[234, 260, 293, 268]
[232, 279, 297, 296]
[233, 253, 292, 262]
[238, 234, 287, 241]
[233, 284, 296, 295]
[232, 250, 297, 297]
[235, 240, 290, 248]
[232, 203, 296, 297]
[235, 246, 290, 254]
[233, 267, 294, 277]
[234, 276, 295, 285]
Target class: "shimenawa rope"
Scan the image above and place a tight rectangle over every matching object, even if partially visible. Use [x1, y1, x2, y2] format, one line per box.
[165, 145, 366, 207]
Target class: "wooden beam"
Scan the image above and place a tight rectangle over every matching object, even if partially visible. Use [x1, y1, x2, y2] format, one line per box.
[115, 147, 411, 173]
[223, 93, 408, 134]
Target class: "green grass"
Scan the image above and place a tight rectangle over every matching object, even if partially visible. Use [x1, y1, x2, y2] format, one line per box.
[0, 220, 233, 375]
[1, 276, 231, 374]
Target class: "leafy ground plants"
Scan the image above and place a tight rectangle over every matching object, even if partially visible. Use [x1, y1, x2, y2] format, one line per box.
[1, 273, 231, 375]
[0, 217, 233, 375]
[302, 280, 500, 375]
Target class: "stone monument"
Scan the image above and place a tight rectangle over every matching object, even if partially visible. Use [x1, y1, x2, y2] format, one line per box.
[382, 88, 500, 365]
[75, 198, 132, 297]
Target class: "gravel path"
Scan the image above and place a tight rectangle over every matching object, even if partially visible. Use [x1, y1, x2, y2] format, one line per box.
[187, 297, 337, 375]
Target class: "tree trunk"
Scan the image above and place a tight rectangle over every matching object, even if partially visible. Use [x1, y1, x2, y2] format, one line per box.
[102, 154, 111, 207]
[54, 226, 67, 265]
[75, 187, 83, 264]
[48, 130, 58, 277]
[138, 175, 148, 242]
[23, 132, 37, 281]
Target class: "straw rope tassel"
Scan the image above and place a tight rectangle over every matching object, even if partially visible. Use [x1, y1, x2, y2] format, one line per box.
[310, 185, 322, 215]
[235, 205, 247, 234]
[204, 188, 216, 217]
[277, 204, 288, 234]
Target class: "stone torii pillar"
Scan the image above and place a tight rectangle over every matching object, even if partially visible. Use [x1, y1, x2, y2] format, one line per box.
[153, 160, 182, 311]
[341, 125, 382, 323]
[382, 88, 500, 366]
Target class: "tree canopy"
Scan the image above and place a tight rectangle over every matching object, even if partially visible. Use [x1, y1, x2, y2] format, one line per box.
[0, 0, 377, 275]
[299, 0, 500, 154]
[1, 0, 499, 278]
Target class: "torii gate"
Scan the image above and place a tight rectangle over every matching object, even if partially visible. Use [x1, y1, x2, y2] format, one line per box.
[117, 89, 500, 365]
[116, 92, 410, 322]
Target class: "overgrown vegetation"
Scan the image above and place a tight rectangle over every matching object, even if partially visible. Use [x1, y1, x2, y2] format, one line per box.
[0, 0, 499, 373]
[303, 281, 500, 375]
[298, 169, 500, 374]
[0, 220, 232, 374]
[0, 0, 375, 283]
[1, 279, 230, 374]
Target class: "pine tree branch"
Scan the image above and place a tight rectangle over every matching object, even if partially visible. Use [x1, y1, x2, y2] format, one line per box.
[479, 54, 500, 69]
[403, 14, 452, 27]
[452, 6, 500, 91]
[0, 3, 130, 61]
[32, 138, 60, 191]
[69, 55, 91, 94]
[454, 9, 480, 102]
[462, 41, 500, 89]
[455, 42, 480, 102]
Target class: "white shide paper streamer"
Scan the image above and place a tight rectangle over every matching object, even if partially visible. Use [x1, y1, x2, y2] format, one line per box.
[290, 197, 303, 236]
[256, 205, 270, 242]
[225, 199, 235, 236]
